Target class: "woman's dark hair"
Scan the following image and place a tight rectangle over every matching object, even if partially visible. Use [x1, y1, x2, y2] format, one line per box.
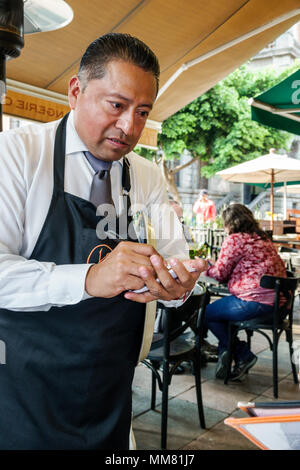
[78, 33, 160, 94]
[222, 204, 268, 240]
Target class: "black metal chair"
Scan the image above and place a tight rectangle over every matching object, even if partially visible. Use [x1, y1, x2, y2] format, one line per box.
[142, 287, 209, 449]
[223, 273, 299, 398]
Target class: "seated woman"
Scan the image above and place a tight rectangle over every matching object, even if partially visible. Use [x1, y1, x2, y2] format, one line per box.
[204, 204, 286, 381]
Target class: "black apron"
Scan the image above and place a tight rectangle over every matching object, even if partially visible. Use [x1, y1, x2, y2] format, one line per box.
[0, 114, 145, 450]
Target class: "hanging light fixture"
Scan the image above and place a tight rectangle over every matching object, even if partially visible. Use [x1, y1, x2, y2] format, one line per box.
[0, 0, 73, 130]
[0, 0, 24, 130]
[0, 1, 24, 59]
[23, 0, 73, 34]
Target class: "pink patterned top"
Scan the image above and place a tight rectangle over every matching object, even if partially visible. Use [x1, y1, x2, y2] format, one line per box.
[205, 232, 286, 305]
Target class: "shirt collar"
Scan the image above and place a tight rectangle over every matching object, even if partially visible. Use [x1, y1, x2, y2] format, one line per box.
[65, 110, 124, 167]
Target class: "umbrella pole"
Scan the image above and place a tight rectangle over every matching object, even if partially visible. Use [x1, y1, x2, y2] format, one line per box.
[270, 169, 274, 232]
[283, 182, 287, 220]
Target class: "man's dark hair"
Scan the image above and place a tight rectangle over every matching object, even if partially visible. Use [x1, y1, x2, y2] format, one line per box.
[78, 32, 160, 94]
[222, 203, 268, 240]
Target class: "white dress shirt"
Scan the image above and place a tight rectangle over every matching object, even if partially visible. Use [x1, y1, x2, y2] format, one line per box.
[0, 111, 189, 311]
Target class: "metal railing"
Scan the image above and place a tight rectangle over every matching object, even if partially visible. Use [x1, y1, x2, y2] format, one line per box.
[247, 191, 269, 213]
[189, 227, 227, 259]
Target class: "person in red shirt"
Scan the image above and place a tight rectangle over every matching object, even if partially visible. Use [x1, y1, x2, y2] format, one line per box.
[193, 189, 216, 224]
[204, 204, 286, 381]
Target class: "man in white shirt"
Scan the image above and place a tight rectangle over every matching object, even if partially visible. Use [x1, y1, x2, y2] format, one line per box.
[0, 33, 206, 449]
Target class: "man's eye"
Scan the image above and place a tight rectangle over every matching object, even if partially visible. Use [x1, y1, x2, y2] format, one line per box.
[111, 102, 122, 109]
[138, 110, 149, 118]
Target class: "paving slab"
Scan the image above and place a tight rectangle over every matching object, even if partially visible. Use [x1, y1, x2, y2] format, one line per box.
[133, 362, 197, 397]
[263, 377, 300, 400]
[251, 349, 294, 380]
[200, 355, 283, 397]
[184, 379, 256, 414]
[182, 409, 257, 450]
[228, 371, 276, 396]
[132, 385, 152, 417]
[133, 398, 227, 450]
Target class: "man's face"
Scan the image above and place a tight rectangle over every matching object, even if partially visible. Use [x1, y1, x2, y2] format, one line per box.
[68, 59, 157, 161]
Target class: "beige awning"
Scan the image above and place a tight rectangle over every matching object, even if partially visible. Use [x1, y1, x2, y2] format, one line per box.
[5, 0, 300, 145]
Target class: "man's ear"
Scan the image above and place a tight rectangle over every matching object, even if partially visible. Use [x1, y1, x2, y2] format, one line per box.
[68, 76, 81, 109]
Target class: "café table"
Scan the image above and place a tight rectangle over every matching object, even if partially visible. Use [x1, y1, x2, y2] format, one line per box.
[272, 234, 300, 249]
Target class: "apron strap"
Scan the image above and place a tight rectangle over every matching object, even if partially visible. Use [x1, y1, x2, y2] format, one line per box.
[53, 113, 69, 193]
[122, 157, 132, 222]
[122, 157, 131, 193]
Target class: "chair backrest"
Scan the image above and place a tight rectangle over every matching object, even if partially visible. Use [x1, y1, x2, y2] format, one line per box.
[153, 287, 209, 356]
[259, 274, 299, 325]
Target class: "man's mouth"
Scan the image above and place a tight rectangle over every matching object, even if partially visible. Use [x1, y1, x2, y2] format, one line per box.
[107, 137, 130, 147]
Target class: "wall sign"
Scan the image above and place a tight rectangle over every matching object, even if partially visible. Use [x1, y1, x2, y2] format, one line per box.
[3, 89, 70, 122]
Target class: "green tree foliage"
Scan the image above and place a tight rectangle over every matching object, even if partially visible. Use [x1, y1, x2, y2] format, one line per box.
[137, 61, 299, 177]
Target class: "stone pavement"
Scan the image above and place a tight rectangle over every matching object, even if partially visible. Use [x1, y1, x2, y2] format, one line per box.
[132, 297, 300, 450]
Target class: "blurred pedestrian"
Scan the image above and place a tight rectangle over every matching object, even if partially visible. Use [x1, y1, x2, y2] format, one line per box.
[193, 189, 216, 224]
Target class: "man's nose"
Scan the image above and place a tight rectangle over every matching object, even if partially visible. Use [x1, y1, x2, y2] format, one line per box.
[116, 112, 135, 136]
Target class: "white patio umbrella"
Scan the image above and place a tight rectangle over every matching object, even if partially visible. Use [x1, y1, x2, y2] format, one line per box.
[216, 149, 300, 230]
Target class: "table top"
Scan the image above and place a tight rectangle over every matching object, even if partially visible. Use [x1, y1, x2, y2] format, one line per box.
[198, 274, 220, 285]
[272, 235, 300, 246]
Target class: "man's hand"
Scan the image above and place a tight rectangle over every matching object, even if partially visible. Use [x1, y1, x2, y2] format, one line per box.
[124, 256, 208, 303]
[85, 241, 159, 298]
[201, 257, 214, 267]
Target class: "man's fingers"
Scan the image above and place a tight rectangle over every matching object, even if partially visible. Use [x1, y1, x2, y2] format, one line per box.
[102, 256, 155, 280]
[117, 241, 158, 257]
[168, 258, 193, 287]
[137, 256, 207, 301]
[103, 242, 158, 277]
[151, 255, 200, 292]
[124, 290, 157, 303]
[138, 261, 185, 300]
[149, 255, 185, 291]
[183, 257, 208, 273]
[123, 274, 148, 291]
